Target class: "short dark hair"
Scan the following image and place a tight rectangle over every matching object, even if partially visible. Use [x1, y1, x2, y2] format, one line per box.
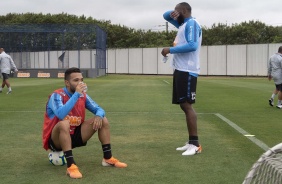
[179, 2, 192, 12]
[64, 67, 81, 80]
[278, 46, 282, 53]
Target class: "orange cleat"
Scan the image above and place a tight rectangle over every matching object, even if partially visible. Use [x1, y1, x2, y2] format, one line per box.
[102, 157, 127, 168]
[66, 164, 82, 179]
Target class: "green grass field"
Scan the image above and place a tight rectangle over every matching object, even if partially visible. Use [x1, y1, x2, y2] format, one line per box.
[0, 75, 281, 184]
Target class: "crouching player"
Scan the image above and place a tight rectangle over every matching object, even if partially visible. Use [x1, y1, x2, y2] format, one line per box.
[42, 67, 127, 179]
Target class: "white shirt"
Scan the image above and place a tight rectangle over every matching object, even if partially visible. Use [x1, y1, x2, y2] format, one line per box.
[171, 19, 202, 74]
[268, 53, 282, 84]
[0, 51, 18, 74]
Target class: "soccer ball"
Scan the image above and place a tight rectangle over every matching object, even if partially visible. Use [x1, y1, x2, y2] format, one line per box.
[48, 151, 66, 166]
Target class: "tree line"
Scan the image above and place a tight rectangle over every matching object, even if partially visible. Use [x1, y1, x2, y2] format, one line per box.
[0, 13, 281, 50]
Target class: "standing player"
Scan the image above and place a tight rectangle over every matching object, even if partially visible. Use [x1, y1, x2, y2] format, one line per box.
[0, 48, 18, 94]
[267, 46, 282, 108]
[42, 67, 127, 179]
[161, 2, 202, 156]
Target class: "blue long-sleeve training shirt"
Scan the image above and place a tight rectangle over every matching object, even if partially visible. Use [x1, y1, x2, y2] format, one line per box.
[47, 87, 105, 120]
[163, 10, 202, 75]
[163, 11, 201, 54]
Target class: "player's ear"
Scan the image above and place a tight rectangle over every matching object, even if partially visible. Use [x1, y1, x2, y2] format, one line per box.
[182, 9, 188, 16]
[65, 80, 70, 87]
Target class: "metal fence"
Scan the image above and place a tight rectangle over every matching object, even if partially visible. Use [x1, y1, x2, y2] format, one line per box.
[0, 24, 107, 78]
[107, 43, 282, 76]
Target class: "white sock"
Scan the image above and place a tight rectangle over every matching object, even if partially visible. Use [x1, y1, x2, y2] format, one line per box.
[271, 94, 276, 99]
[0, 87, 2, 91]
[278, 100, 281, 106]
[8, 87, 11, 91]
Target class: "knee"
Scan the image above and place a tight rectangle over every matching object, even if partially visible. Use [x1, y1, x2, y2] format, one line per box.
[102, 117, 110, 128]
[57, 120, 70, 132]
[180, 103, 192, 113]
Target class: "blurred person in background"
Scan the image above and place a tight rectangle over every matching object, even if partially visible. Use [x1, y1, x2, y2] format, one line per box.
[267, 46, 282, 108]
[0, 48, 18, 94]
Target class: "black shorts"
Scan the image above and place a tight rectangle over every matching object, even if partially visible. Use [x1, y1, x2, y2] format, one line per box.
[275, 83, 282, 91]
[172, 69, 197, 104]
[48, 125, 87, 151]
[2, 73, 9, 80]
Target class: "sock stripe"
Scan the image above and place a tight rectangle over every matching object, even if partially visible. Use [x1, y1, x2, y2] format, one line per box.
[65, 155, 73, 159]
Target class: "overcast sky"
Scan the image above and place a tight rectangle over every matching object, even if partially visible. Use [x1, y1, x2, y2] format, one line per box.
[1, 0, 281, 31]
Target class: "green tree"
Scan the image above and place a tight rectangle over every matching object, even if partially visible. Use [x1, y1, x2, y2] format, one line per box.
[0, 13, 281, 50]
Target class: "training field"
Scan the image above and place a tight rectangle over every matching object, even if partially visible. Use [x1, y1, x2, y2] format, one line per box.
[1, 75, 281, 183]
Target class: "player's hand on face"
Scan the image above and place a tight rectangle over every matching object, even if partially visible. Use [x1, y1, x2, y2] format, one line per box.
[90, 116, 103, 131]
[76, 82, 86, 94]
[170, 10, 180, 20]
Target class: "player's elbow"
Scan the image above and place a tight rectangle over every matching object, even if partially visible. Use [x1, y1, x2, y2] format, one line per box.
[56, 114, 66, 120]
[163, 11, 172, 21]
[54, 111, 67, 120]
[188, 42, 198, 52]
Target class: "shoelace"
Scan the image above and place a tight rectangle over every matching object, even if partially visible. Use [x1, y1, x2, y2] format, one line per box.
[182, 143, 189, 148]
[184, 144, 199, 150]
[69, 165, 79, 172]
[107, 157, 119, 164]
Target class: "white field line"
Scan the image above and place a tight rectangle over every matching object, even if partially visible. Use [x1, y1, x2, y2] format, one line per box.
[0, 110, 269, 150]
[162, 80, 170, 85]
[215, 113, 269, 151]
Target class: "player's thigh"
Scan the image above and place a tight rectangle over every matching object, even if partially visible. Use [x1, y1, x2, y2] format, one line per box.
[80, 117, 96, 142]
[276, 83, 282, 91]
[2, 73, 9, 80]
[50, 120, 70, 147]
[173, 70, 197, 104]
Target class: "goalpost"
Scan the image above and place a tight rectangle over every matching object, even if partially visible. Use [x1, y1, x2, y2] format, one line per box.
[243, 143, 282, 184]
